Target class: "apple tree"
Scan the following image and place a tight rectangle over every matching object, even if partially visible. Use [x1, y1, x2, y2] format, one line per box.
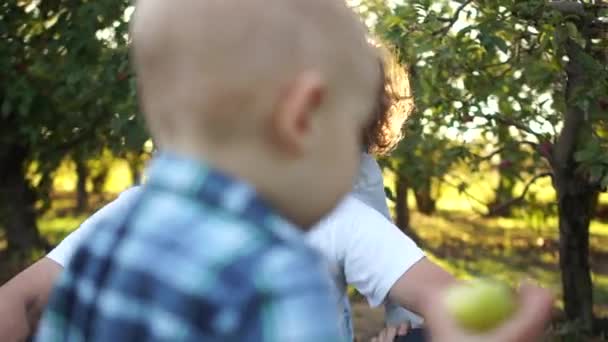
[0, 0, 145, 252]
[364, 0, 607, 331]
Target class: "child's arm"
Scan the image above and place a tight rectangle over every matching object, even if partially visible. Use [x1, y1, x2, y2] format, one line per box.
[372, 284, 552, 342]
[0, 258, 62, 341]
[326, 197, 433, 313]
[0, 188, 141, 340]
[387, 258, 457, 317]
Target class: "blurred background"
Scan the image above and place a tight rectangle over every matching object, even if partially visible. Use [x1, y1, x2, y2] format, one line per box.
[1, 0, 607, 340]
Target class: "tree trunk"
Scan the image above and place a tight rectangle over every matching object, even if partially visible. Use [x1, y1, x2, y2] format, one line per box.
[395, 174, 410, 230]
[395, 173, 422, 245]
[487, 174, 515, 217]
[75, 157, 89, 213]
[550, 38, 596, 332]
[128, 157, 142, 185]
[414, 179, 436, 215]
[91, 166, 109, 195]
[555, 173, 596, 332]
[0, 145, 41, 253]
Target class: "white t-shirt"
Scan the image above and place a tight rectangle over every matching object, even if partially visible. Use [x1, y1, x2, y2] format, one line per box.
[47, 154, 425, 340]
[307, 197, 424, 337]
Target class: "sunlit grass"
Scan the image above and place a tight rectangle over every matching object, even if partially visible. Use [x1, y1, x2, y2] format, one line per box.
[411, 210, 608, 317]
[594, 275, 608, 317]
[591, 220, 608, 237]
[38, 214, 89, 245]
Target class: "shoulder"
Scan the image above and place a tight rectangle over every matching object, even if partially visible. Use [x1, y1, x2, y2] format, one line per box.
[116, 186, 143, 201]
[311, 194, 420, 263]
[355, 153, 384, 184]
[46, 187, 144, 266]
[90, 186, 143, 223]
[307, 195, 391, 256]
[337, 195, 378, 213]
[313, 195, 387, 232]
[80, 186, 144, 234]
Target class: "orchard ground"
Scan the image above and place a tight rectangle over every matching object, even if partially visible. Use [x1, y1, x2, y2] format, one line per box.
[1, 159, 607, 341]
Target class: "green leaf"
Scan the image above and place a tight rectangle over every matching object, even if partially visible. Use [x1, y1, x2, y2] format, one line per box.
[575, 140, 602, 163]
[1, 99, 11, 117]
[457, 182, 468, 194]
[565, 22, 579, 39]
[492, 37, 509, 54]
[589, 165, 604, 183]
[601, 174, 608, 189]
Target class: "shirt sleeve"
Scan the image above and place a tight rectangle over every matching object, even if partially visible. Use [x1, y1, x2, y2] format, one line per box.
[338, 196, 425, 307]
[46, 187, 142, 266]
[256, 246, 344, 342]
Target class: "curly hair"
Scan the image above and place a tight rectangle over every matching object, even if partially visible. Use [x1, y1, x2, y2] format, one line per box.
[363, 48, 414, 156]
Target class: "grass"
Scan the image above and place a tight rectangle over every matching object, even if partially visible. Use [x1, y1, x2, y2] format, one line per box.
[411, 210, 608, 315]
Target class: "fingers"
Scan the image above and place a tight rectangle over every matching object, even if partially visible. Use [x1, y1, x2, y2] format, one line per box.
[397, 322, 409, 336]
[491, 283, 554, 342]
[371, 326, 398, 342]
[423, 280, 554, 342]
[422, 293, 460, 333]
[382, 326, 398, 341]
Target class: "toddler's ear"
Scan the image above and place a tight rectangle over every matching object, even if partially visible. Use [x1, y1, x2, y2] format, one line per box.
[270, 71, 325, 157]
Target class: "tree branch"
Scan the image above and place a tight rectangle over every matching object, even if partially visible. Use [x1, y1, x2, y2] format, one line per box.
[440, 178, 488, 205]
[480, 58, 514, 70]
[547, 1, 586, 16]
[432, 0, 474, 36]
[438, 178, 488, 215]
[46, 69, 131, 154]
[477, 147, 505, 161]
[472, 140, 538, 161]
[486, 172, 553, 216]
[50, 113, 108, 153]
[482, 114, 544, 139]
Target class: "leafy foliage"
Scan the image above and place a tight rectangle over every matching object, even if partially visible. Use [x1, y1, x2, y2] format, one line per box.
[364, 0, 607, 203]
[0, 0, 148, 248]
[1, 0, 146, 167]
[360, 0, 607, 329]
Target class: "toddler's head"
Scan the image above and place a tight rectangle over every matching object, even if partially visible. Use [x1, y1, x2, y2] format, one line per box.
[131, 0, 380, 227]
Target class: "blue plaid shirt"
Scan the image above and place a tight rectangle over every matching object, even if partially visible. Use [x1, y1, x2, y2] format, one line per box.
[36, 154, 342, 341]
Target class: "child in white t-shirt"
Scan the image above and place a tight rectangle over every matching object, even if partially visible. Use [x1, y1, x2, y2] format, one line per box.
[353, 153, 425, 327]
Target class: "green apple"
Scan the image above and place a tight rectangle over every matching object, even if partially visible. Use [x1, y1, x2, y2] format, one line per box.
[444, 279, 516, 333]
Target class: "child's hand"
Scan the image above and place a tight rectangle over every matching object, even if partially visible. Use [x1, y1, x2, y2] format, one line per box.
[370, 323, 409, 342]
[424, 283, 553, 342]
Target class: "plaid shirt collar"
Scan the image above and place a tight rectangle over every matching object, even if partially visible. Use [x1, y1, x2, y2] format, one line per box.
[145, 152, 305, 244]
